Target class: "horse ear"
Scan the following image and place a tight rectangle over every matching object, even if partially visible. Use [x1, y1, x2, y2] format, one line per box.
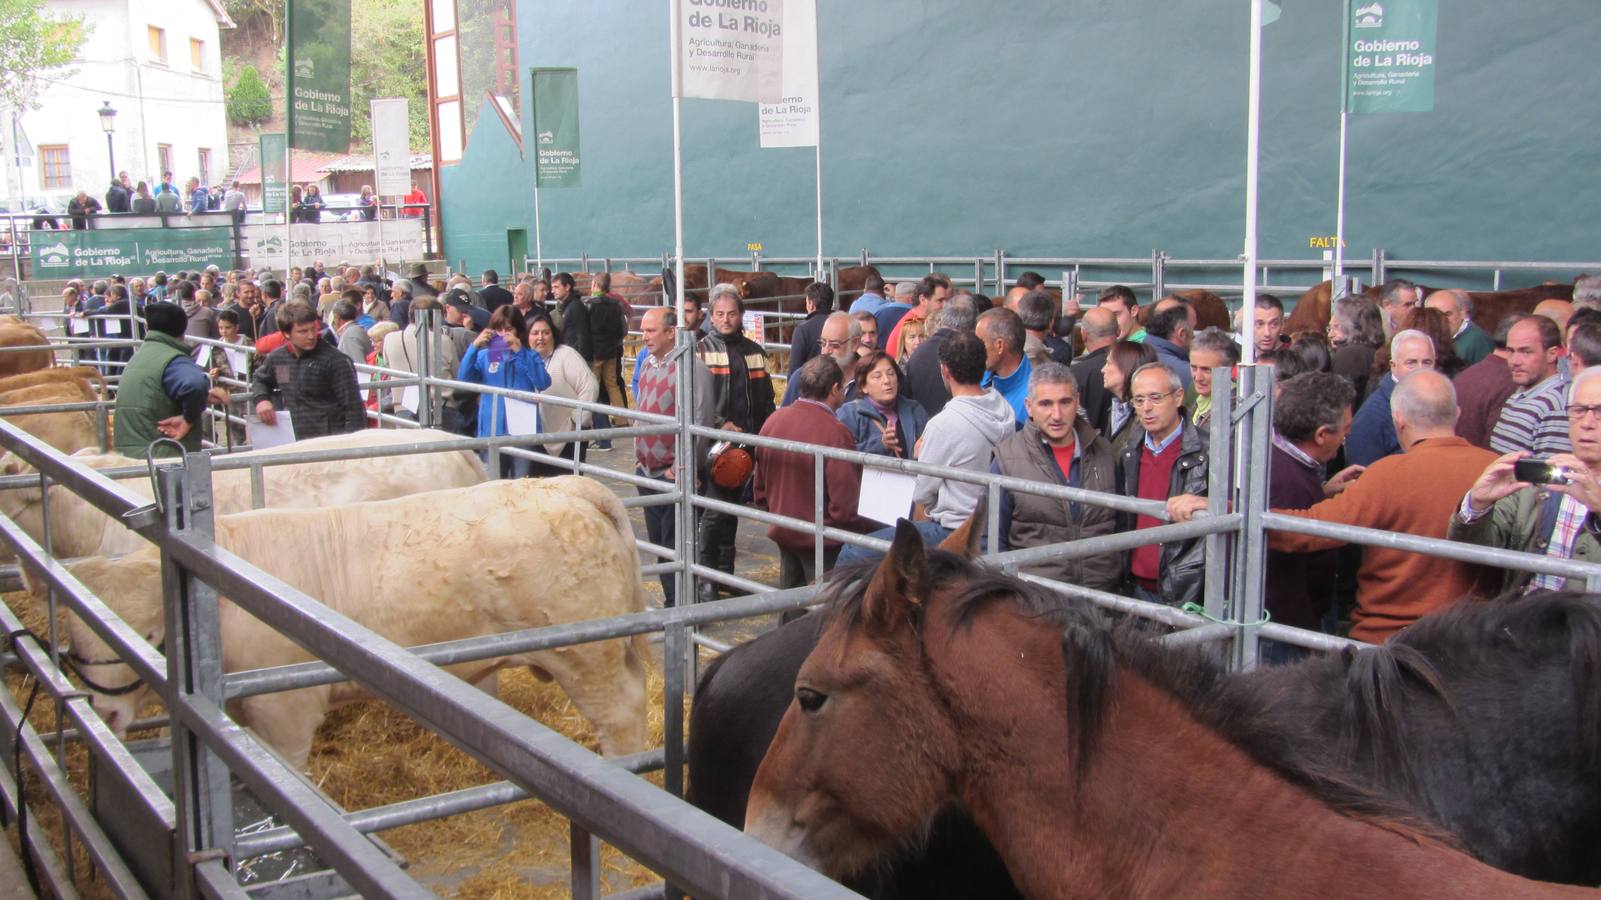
[862, 519, 929, 631]
[937, 495, 986, 559]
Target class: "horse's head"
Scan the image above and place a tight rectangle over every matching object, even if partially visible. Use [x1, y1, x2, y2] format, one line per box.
[744, 519, 972, 879]
[62, 554, 165, 736]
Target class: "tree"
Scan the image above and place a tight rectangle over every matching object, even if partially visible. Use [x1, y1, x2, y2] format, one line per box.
[0, 0, 87, 110]
[223, 0, 283, 45]
[226, 63, 272, 126]
[349, 0, 429, 153]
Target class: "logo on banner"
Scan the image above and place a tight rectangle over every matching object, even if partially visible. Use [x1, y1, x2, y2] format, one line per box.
[295, 57, 315, 79]
[538, 130, 554, 145]
[37, 242, 69, 267]
[258, 235, 284, 254]
[1354, 3, 1384, 27]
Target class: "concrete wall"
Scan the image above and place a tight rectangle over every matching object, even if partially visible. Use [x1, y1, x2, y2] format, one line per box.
[440, 0, 1601, 276]
[2, 0, 232, 206]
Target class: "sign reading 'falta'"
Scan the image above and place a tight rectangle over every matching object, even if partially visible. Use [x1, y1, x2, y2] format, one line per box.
[287, 0, 353, 152]
[1346, 0, 1438, 114]
[674, 0, 786, 103]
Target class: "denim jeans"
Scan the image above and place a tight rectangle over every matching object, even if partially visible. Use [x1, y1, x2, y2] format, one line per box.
[637, 468, 676, 606]
[835, 521, 956, 567]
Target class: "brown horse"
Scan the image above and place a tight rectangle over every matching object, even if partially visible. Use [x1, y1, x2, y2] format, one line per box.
[745, 521, 1595, 898]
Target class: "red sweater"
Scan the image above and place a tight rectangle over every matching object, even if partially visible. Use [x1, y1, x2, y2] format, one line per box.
[753, 399, 869, 553]
[1131, 438, 1182, 583]
[1268, 436, 1496, 643]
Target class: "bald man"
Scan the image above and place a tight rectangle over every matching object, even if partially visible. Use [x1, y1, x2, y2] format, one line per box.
[1424, 289, 1492, 366]
[1260, 370, 1496, 643]
[1071, 306, 1121, 432]
[1534, 299, 1574, 333]
[1346, 329, 1437, 466]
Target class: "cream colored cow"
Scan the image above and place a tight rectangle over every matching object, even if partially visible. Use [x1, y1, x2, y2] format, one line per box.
[66, 476, 649, 768]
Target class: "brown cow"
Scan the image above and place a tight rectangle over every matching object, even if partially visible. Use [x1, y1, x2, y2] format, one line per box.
[737, 271, 814, 301]
[0, 380, 101, 453]
[0, 366, 106, 399]
[0, 322, 54, 377]
[835, 265, 883, 298]
[1284, 280, 1576, 339]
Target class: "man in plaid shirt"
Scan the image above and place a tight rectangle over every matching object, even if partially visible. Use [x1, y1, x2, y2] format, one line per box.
[250, 301, 366, 440]
[1451, 367, 1601, 593]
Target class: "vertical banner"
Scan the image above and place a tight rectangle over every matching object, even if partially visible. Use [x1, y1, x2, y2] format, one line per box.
[370, 98, 411, 196]
[287, 0, 353, 151]
[531, 69, 582, 188]
[1346, 0, 1437, 113]
[259, 132, 289, 218]
[758, 0, 818, 148]
[673, 0, 785, 102]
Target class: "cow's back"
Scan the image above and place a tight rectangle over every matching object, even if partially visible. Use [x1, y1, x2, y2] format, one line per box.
[0, 323, 53, 377]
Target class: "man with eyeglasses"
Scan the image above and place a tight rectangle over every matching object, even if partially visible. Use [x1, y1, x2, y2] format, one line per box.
[1346, 329, 1436, 466]
[1118, 362, 1209, 606]
[782, 312, 856, 406]
[1450, 367, 1601, 593]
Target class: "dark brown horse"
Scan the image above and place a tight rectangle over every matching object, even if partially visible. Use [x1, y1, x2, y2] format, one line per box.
[744, 521, 1597, 897]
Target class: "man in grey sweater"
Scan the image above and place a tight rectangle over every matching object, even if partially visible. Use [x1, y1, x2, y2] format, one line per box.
[838, 330, 1016, 563]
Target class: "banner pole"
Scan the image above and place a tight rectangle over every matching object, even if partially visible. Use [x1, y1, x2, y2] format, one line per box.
[533, 170, 543, 272]
[283, 144, 292, 277]
[669, 1, 685, 325]
[1333, 0, 1352, 287]
[1241, 0, 1263, 367]
[812, 4, 823, 282]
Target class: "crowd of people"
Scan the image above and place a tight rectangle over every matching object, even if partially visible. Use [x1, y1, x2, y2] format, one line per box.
[77, 258, 1601, 654]
[31, 173, 432, 231]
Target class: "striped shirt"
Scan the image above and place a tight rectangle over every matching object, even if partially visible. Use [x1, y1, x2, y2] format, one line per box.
[1490, 373, 1571, 455]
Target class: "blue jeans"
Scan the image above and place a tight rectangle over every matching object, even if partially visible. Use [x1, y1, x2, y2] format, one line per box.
[836, 521, 956, 567]
[637, 469, 676, 606]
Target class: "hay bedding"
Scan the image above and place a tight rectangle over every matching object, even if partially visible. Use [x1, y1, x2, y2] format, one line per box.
[3, 588, 682, 898]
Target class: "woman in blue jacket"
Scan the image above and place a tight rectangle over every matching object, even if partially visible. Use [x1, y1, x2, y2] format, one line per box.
[835, 350, 928, 458]
[457, 305, 552, 477]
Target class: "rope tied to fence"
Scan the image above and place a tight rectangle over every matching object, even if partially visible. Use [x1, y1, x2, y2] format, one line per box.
[1179, 602, 1272, 629]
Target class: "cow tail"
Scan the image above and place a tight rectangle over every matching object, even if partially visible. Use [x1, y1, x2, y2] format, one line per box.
[86, 367, 108, 401]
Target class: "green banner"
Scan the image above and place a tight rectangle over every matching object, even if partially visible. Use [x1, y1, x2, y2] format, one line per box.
[1345, 0, 1437, 114]
[532, 68, 581, 188]
[31, 228, 234, 279]
[287, 0, 352, 151]
[259, 132, 288, 216]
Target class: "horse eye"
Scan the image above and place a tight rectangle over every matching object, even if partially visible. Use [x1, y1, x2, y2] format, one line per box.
[796, 687, 827, 713]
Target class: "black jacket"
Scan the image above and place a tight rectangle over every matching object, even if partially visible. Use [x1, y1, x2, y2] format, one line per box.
[105, 183, 130, 213]
[557, 295, 593, 362]
[249, 339, 366, 439]
[480, 284, 513, 312]
[1071, 345, 1113, 434]
[587, 293, 629, 360]
[787, 310, 829, 376]
[904, 328, 954, 416]
[1116, 421, 1210, 605]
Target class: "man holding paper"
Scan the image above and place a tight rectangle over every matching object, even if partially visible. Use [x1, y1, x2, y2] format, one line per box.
[250, 302, 367, 442]
[114, 303, 228, 458]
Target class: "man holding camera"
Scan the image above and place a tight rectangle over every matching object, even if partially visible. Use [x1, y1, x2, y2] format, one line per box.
[1450, 367, 1601, 593]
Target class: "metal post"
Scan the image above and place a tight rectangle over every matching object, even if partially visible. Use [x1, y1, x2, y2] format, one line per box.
[569, 823, 600, 900]
[973, 259, 983, 297]
[993, 249, 1006, 297]
[812, 453, 825, 581]
[1202, 368, 1234, 623]
[417, 309, 436, 429]
[1152, 250, 1166, 300]
[675, 326, 698, 613]
[160, 456, 235, 897]
[1234, 366, 1271, 671]
[663, 621, 686, 798]
[1373, 247, 1386, 285]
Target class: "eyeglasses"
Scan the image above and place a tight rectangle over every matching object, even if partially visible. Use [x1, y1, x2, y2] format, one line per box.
[1131, 390, 1178, 408]
[1569, 404, 1601, 422]
[819, 338, 849, 351]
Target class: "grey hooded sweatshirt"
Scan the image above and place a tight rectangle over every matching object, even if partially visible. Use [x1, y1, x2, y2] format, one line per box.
[914, 387, 1018, 529]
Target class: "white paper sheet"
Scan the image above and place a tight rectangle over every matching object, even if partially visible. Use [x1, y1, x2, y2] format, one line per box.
[503, 397, 541, 435]
[102, 318, 124, 335]
[68, 317, 89, 335]
[247, 410, 296, 449]
[193, 344, 212, 367]
[400, 384, 420, 414]
[224, 348, 249, 375]
[857, 467, 917, 526]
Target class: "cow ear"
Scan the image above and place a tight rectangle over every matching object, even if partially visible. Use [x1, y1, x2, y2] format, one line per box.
[862, 519, 928, 632]
[937, 495, 986, 560]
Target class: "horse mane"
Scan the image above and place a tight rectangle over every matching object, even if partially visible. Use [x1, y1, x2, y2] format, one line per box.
[819, 550, 1462, 840]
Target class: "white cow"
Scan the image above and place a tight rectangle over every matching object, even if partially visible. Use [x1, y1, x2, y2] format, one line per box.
[65, 476, 649, 768]
[0, 428, 487, 563]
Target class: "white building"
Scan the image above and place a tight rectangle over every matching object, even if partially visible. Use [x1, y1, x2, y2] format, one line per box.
[0, 0, 235, 209]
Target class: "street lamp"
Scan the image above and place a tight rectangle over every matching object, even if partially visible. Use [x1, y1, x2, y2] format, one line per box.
[97, 101, 116, 179]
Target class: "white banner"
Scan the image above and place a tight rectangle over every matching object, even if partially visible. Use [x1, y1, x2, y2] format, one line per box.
[241, 219, 427, 267]
[758, 0, 817, 148]
[370, 97, 412, 196]
[674, 0, 785, 103]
